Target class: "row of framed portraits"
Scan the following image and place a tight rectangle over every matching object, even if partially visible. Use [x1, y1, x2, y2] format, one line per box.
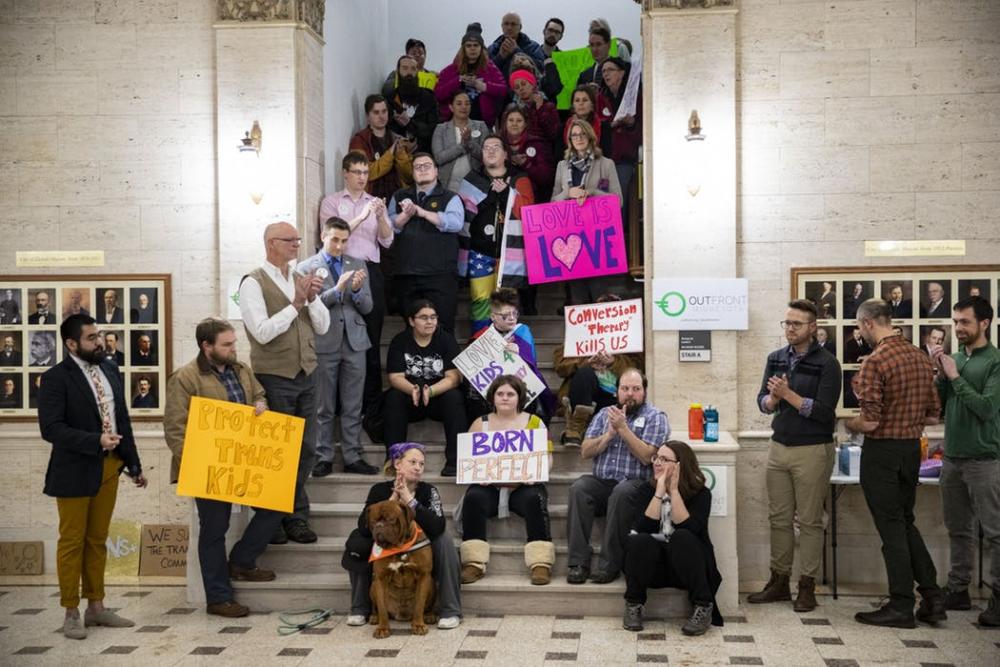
[0, 275, 171, 421]
[793, 266, 1000, 416]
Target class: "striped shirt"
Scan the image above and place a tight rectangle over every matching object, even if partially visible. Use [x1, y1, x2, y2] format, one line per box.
[585, 402, 671, 482]
[857, 334, 940, 440]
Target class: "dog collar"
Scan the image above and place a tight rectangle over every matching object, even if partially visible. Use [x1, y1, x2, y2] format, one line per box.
[369, 523, 431, 562]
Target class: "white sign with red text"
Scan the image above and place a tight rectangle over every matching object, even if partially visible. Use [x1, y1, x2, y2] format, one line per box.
[563, 298, 644, 358]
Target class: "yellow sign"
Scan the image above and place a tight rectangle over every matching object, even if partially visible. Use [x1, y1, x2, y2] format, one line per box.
[105, 519, 142, 578]
[864, 240, 966, 257]
[176, 397, 304, 513]
[15, 250, 105, 267]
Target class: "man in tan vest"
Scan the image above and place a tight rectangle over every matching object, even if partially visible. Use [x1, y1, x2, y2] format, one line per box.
[239, 222, 330, 544]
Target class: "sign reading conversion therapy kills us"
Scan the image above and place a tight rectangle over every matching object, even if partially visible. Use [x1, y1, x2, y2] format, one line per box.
[457, 428, 550, 485]
[563, 298, 644, 358]
[521, 195, 628, 285]
[176, 397, 304, 513]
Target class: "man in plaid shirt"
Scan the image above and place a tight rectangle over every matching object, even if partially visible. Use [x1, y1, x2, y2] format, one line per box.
[566, 369, 671, 584]
[847, 298, 944, 629]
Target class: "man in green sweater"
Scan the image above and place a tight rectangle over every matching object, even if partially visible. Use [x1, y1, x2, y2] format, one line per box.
[931, 295, 1000, 626]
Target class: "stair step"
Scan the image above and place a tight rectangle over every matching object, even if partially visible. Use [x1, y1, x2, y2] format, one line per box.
[231, 572, 691, 618]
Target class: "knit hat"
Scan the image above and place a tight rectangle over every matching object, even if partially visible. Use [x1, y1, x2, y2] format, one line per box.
[462, 22, 485, 47]
[509, 69, 537, 89]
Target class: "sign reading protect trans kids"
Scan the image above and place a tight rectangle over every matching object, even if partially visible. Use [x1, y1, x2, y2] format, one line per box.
[651, 279, 749, 331]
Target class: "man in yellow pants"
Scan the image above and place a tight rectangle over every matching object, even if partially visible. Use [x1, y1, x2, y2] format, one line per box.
[38, 314, 148, 640]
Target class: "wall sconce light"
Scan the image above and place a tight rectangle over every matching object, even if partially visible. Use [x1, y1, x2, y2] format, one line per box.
[684, 110, 706, 197]
[238, 121, 264, 205]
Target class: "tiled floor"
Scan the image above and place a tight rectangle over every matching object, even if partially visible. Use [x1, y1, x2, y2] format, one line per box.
[0, 586, 996, 665]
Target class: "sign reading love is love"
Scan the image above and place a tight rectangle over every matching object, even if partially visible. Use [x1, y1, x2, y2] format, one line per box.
[521, 195, 628, 285]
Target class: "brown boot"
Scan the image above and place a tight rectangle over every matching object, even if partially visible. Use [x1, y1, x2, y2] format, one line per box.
[747, 570, 791, 603]
[793, 576, 817, 612]
[561, 400, 595, 447]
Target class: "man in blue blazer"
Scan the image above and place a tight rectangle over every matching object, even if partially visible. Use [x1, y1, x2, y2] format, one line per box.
[38, 314, 147, 640]
[298, 217, 378, 476]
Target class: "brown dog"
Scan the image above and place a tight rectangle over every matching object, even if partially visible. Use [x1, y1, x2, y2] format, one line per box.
[367, 499, 436, 638]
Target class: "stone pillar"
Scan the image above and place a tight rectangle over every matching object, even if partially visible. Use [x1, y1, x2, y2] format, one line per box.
[642, 0, 739, 429]
[214, 1, 326, 315]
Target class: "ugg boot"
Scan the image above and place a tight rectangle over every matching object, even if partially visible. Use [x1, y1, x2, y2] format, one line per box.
[525, 541, 555, 586]
[793, 576, 817, 612]
[561, 399, 595, 447]
[747, 570, 791, 603]
[460, 539, 490, 584]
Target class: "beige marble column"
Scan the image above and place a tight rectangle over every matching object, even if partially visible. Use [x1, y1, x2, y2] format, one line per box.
[214, 1, 326, 315]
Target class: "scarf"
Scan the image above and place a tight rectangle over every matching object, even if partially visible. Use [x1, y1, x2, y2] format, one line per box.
[568, 149, 594, 175]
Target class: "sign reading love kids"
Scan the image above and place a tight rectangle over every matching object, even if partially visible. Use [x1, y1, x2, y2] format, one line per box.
[521, 195, 628, 285]
[457, 428, 550, 485]
[176, 397, 304, 513]
[453, 327, 546, 402]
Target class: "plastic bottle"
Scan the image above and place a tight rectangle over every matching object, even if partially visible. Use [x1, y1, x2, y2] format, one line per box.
[688, 403, 704, 441]
[703, 405, 719, 442]
[920, 432, 928, 462]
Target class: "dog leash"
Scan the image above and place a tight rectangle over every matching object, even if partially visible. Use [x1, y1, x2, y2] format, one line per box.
[276, 608, 335, 635]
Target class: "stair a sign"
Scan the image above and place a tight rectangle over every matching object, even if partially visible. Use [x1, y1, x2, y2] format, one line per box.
[457, 428, 550, 485]
[453, 326, 546, 402]
[175, 397, 304, 513]
[521, 195, 628, 285]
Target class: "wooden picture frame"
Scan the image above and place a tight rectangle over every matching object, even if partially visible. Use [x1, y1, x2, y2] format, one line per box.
[0, 274, 171, 422]
[791, 266, 999, 416]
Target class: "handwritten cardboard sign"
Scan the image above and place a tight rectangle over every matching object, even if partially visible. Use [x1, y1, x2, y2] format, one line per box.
[564, 299, 644, 358]
[0, 541, 44, 575]
[139, 524, 189, 577]
[105, 519, 142, 577]
[176, 397, 304, 513]
[453, 327, 546, 401]
[457, 428, 550, 484]
[521, 196, 628, 285]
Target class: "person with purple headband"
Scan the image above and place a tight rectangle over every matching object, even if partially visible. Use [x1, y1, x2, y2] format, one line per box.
[341, 441, 462, 630]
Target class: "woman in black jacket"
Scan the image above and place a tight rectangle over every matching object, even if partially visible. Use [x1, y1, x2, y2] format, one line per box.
[342, 442, 462, 630]
[622, 440, 723, 636]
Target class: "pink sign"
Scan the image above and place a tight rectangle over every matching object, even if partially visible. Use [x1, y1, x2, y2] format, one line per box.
[521, 195, 628, 285]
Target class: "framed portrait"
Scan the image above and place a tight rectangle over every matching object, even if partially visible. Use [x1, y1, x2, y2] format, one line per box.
[793, 265, 1000, 416]
[0, 274, 170, 422]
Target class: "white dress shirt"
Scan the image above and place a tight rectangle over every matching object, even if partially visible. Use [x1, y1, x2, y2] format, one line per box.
[239, 260, 330, 344]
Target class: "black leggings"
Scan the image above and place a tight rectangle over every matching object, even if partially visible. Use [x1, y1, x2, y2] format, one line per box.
[623, 529, 712, 605]
[383, 387, 466, 467]
[461, 484, 551, 542]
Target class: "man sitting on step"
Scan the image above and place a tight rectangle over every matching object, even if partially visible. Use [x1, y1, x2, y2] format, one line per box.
[566, 368, 671, 585]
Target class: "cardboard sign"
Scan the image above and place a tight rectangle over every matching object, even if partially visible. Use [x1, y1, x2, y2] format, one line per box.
[0, 541, 44, 575]
[457, 428, 550, 484]
[521, 196, 628, 285]
[453, 327, 546, 401]
[550, 39, 620, 110]
[563, 299, 644, 358]
[105, 519, 142, 577]
[139, 524, 189, 577]
[176, 397, 304, 513]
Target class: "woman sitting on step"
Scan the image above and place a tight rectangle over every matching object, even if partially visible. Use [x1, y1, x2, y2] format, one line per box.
[621, 440, 723, 636]
[341, 441, 463, 630]
[459, 375, 555, 586]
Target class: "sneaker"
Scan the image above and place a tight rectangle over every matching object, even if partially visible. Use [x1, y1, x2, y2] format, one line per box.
[284, 519, 317, 544]
[855, 603, 916, 629]
[206, 600, 249, 618]
[62, 615, 86, 640]
[945, 587, 972, 611]
[623, 602, 643, 632]
[979, 589, 1000, 627]
[311, 460, 333, 477]
[566, 565, 589, 585]
[346, 614, 368, 626]
[83, 609, 135, 628]
[344, 459, 380, 475]
[229, 563, 276, 582]
[682, 603, 714, 636]
[438, 616, 461, 630]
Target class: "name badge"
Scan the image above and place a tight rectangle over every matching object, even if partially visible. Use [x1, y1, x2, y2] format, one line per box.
[633, 417, 646, 428]
[526, 146, 537, 157]
[471, 129, 481, 138]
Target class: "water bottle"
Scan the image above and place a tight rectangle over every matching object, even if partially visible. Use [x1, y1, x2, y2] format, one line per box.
[703, 405, 719, 442]
[688, 403, 704, 440]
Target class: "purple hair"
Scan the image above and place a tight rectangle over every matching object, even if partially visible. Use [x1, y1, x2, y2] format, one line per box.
[388, 441, 426, 462]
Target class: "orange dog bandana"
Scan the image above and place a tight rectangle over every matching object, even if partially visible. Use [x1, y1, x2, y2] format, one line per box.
[369, 523, 431, 562]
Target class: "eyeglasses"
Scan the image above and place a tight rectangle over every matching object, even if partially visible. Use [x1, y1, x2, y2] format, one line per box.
[779, 320, 812, 330]
[413, 314, 438, 322]
[483, 144, 504, 152]
[492, 310, 518, 320]
[653, 456, 677, 464]
[272, 237, 302, 244]
[413, 162, 435, 172]
[569, 132, 587, 139]
[348, 169, 369, 176]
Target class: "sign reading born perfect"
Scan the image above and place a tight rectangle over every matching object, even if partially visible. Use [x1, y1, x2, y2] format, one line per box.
[176, 397, 304, 513]
[457, 428, 550, 484]
[521, 195, 628, 285]
[564, 298, 644, 358]
[453, 327, 546, 401]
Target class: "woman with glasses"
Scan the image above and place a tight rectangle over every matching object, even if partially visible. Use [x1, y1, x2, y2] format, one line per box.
[459, 375, 555, 586]
[432, 92, 489, 192]
[383, 299, 466, 477]
[622, 440, 723, 636]
[552, 118, 622, 305]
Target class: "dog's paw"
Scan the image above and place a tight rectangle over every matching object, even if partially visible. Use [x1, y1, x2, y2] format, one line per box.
[373, 625, 391, 639]
[368, 614, 378, 625]
[411, 622, 428, 636]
